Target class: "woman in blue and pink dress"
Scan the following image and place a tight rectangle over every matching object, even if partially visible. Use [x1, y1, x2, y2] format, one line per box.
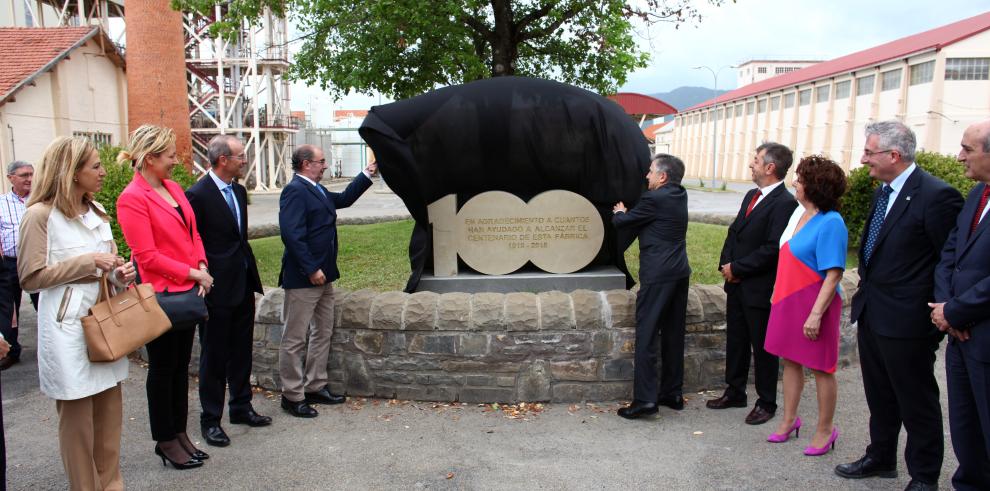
[764, 155, 848, 456]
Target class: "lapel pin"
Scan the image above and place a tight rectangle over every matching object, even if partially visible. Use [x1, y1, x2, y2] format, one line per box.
[905, 196, 911, 201]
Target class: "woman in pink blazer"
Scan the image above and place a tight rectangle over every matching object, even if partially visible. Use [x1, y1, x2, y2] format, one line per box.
[117, 125, 213, 470]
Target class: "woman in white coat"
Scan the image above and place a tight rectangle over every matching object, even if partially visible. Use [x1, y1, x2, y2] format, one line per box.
[17, 137, 135, 490]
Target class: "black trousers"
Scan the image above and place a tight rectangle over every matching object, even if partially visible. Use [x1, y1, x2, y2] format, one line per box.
[146, 328, 195, 442]
[0, 258, 19, 360]
[858, 318, 943, 484]
[724, 290, 778, 411]
[1, 372, 6, 491]
[947, 340, 990, 490]
[633, 277, 689, 403]
[199, 289, 256, 426]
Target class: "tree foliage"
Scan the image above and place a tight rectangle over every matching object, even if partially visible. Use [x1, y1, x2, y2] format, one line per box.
[171, 0, 728, 99]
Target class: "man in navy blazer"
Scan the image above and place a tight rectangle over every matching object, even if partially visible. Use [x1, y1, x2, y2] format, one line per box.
[278, 144, 376, 418]
[612, 154, 691, 420]
[836, 121, 963, 491]
[932, 119, 990, 491]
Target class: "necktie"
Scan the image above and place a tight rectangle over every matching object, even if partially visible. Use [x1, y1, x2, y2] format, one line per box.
[970, 185, 990, 237]
[745, 190, 762, 218]
[863, 185, 893, 266]
[315, 184, 327, 199]
[222, 186, 239, 232]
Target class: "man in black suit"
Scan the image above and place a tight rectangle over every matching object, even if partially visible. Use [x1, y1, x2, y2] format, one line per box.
[186, 135, 270, 447]
[707, 142, 797, 425]
[613, 154, 691, 419]
[931, 118, 990, 491]
[836, 121, 963, 491]
[278, 145, 375, 418]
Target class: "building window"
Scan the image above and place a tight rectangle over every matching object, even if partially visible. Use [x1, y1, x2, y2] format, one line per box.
[770, 96, 780, 111]
[816, 86, 830, 103]
[799, 89, 811, 106]
[835, 80, 851, 99]
[700, 112, 706, 124]
[758, 99, 767, 113]
[784, 93, 795, 108]
[945, 58, 990, 80]
[775, 67, 798, 74]
[734, 105, 743, 117]
[73, 131, 113, 147]
[746, 101, 755, 115]
[857, 75, 875, 95]
[909, 61, 935, 85]
[757, 66, 767, 74]
[717, 108, 724, 120]
[881, 69, 902, 91]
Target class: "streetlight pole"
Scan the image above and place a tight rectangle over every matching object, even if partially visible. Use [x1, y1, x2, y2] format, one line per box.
[693, 65, 735, 188]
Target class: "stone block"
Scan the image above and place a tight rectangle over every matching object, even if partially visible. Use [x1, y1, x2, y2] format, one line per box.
[571, 289, 604, 330]
[408, 334, 458, 355]
[470, 293, 505, 330]
[366, 358, 384, 370]
[255, 288, 284, 323]
[602, 358, 635, 381]
[266, 323, 284, 349]
[371, 291, 407, 330]
[343, 353, 374, 396]
[333, 289, 351, 327]
[383, 357, 442, 371]
[414, 374, 460, 386]
[685, 287, 704, 324]
[459, 334, 490, 356]
[441, 360, 522, 373]
[583, 382, 632, 401]
[464, 375, 496, 386]
[354, 332, 384, 354]
[458, 387, 515, 403]
[612, 329, 635, 355]
[604, 289, 636, 328]
[551, 383, 586, 402]
[504, 293, 539, 331]
[384, 332, 407, 355]
[378, 371, 416, 384]
[692, 284, 727, 323]
[592, 331, 613, 355]
[550, 360, 599, 382]
[538, 291, 574, 330]
[374, 385, 398, 399]
[252, 323, 269, 342]
[396, 386, 458, 402]
[515, 361, 551, 401]
[404, 291, 438, 331]
[437, 293, 471, 330]
[339, 289, 376, 329]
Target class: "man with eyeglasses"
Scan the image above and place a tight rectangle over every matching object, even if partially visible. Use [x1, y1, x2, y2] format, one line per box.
[836, 120, 962, 491]
[186, 135, 271, 447]
[277, 144, 376, 418]
[0, 161, 36, 371]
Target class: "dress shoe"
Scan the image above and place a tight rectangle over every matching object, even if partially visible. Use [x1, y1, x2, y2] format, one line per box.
[745, 405, 775, 425]
[767, 417, 801, 443]
[834, 454, 897, 479]
[201, 424, 230, 447]
[657, 395, 684, 411]
[0, 356, 19, 371]
[304, 386, 346, 405]
[281, 396, 319, 418]
[617, 401, 659, 420]
[230, 409, 272, 427]
[803, 427, 839, 456]
[706, 394, 747, 409]
[904, 480, 937, 491]
[154, 445, 204, 470]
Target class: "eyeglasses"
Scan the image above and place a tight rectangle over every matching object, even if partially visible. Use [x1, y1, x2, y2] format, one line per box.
[226, 154, 247, 161]
[11, 173, 32, 179]
[307, 159, 327, 165]
[863, 148, 895, 157]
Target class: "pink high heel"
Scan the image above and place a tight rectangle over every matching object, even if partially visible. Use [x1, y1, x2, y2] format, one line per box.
[767, 417, 802, 443]
[803, 427, 839, 456]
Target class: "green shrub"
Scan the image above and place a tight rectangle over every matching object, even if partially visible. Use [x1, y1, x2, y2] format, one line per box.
[841, 151, 975, 249]
[93, 145, 201, 258]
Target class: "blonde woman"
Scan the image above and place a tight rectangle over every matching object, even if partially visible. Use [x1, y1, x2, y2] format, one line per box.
[18, 136, 136, 490]
[117, 125, 212, 469]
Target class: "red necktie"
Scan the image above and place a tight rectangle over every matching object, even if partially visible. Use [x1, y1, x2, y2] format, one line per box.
[745, 190, 762, 218]
[970, 185, 990, 236]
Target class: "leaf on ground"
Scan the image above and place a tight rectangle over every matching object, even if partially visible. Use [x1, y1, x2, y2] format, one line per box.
[446, 472, 455, 480]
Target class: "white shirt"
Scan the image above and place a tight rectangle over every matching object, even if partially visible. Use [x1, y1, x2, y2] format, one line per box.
[208, 170, 240, 228]
[0, 191, 28, 257]
[881, 163, 917, 217]
[753, 180, 785, 209]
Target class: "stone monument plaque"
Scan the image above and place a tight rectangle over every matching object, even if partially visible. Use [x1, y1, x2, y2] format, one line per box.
[428, 190, 604, 276]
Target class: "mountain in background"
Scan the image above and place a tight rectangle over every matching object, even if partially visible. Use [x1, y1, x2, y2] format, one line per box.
[650, 86, 731, 111]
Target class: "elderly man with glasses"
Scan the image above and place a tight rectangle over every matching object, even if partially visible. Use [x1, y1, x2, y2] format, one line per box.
[0, 161, 36, 371]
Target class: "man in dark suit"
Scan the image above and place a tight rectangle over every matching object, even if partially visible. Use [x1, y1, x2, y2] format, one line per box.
[836, 121, 963, 491]
[613, 153, 691, 419]
[931, 118, 990, 491]
[186, 135, 270, 447]
[707, 142, 797, 425]
[278, 145, 376, 418]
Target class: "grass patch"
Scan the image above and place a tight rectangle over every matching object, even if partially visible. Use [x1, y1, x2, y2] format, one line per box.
[249, 219, 856, 291]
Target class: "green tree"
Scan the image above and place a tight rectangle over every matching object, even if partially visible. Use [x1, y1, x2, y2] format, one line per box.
[172, 0, 728, 99]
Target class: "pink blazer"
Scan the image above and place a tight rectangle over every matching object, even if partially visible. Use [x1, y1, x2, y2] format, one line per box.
[116, 172, 207, 293]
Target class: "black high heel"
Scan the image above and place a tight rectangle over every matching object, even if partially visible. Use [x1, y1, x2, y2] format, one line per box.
[154, 444, 204, 470]
[177, 433, 209, 460]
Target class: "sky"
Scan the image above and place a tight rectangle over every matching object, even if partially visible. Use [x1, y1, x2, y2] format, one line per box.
[291, 0, 989, 125]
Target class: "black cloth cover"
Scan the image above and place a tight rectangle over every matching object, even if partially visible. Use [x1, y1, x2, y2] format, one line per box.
[358, 76, 651, 292]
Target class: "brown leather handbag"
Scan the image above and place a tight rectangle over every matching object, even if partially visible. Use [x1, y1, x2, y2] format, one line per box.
[81, 275, 171, 362]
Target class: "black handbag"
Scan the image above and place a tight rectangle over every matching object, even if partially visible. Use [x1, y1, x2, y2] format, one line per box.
[156, 287, 208, 330]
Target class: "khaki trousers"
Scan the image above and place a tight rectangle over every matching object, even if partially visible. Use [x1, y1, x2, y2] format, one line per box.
[55, 384, 123, 491]
[279, 284, 335, 401]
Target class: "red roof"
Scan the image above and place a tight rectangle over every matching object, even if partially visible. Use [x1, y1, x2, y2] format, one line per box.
[608, 93, 677, 117]
[642, 121, 670, 141]
[334, 109, 369, 121]
[686, 11, 990, 111]
[0, 27, 106, 105]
